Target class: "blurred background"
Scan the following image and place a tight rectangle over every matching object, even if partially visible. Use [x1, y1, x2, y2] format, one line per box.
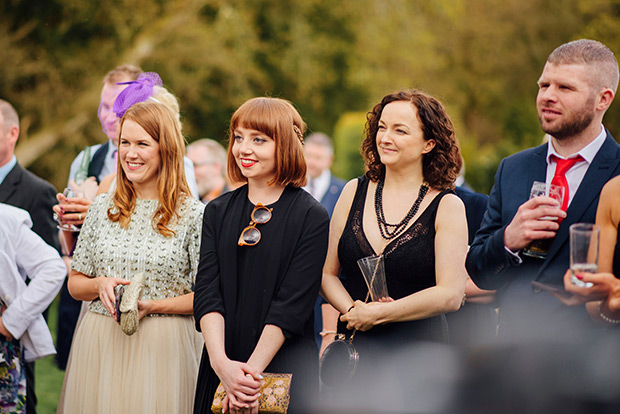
[4, 1, 620, 412]
[2, 0, 620, 193]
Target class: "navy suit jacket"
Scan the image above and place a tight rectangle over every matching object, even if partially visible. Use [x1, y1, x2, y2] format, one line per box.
[319, 175, 346, 218]
[0, 162, 60, 253]
[466, 132, 620, 335]
[455, 186, 489, 245]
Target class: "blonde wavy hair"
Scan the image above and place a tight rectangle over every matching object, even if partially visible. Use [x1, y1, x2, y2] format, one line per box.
[108, 101, 191, 236]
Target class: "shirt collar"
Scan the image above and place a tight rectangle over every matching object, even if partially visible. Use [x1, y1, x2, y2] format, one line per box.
[0, 155, 17, 186]
[313, 169, 331, 187]
[546, 124, 606, 165]
[108, 139, 118, 158]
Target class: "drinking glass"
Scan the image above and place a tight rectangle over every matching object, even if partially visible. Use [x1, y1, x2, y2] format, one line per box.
[522, 181, 565, 259]
[570, 223, 600, 288]
[55, 187, 86, 256]
[357, 255, 388, 302]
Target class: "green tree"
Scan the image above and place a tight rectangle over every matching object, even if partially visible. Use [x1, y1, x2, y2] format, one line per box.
[332, 112, 366, 181]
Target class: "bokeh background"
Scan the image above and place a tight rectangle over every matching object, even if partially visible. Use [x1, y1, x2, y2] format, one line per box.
[4, 1, 620, 412]
[4, 0, 620, 194]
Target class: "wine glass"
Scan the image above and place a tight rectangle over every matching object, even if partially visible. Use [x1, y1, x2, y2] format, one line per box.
[56, 187, 83, 232]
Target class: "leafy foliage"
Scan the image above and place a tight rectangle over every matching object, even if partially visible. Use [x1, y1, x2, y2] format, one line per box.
[332, 112, 366, 181]
[2, 0, 620, 192]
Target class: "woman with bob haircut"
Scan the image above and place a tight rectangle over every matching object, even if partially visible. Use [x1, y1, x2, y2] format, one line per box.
[193, 97, 329, 414]
[60, 101, 205, 413]
[321, 89, 468, 378]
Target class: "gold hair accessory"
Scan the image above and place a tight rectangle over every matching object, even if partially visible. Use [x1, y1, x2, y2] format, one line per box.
[293, 125, 304, 144]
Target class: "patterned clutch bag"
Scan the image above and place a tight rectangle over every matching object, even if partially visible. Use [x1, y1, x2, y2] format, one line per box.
[211, 373, 292, 414]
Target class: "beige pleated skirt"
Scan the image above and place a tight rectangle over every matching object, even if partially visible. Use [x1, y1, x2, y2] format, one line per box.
[59, 311, 203, 414]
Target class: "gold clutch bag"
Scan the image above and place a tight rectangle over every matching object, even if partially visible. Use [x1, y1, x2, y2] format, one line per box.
[211, 373, 292, 414]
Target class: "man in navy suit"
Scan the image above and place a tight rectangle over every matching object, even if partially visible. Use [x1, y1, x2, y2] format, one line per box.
[304, 133, 346, 218]
[303, 132, 346, 353]
[466, 39, 620, 339]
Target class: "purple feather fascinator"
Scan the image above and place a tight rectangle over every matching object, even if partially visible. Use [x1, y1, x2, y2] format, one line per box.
[113, 72, 163, 118]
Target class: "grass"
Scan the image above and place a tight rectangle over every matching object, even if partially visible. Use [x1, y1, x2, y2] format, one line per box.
[35, 296, 65, 414]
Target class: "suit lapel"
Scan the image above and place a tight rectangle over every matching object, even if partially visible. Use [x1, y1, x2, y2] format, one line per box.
[540, 133, 620, 272]
[0, 164, 22, 203]
[528, 146, 548, 190]
[519, 146, 548, 213]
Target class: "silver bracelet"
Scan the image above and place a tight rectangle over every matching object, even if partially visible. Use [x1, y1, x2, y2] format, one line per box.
[598, 301, 620, 324]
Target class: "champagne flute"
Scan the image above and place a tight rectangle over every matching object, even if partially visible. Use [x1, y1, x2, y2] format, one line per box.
[57, 187, 83, 232]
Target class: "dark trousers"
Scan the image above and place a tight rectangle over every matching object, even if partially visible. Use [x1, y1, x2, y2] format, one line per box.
[55, 281, 81, 370]
[25, 360, 36, 414]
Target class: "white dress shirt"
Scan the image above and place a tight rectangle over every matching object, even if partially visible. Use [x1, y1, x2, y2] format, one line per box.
[545, 124, 607, 209]
[304, 169, 331, 202]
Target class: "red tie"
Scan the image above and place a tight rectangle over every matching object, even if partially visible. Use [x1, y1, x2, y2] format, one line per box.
[550, 155, 584, 211]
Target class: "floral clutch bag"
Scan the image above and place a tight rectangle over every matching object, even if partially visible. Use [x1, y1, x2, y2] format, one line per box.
[211, 373, 292, 414]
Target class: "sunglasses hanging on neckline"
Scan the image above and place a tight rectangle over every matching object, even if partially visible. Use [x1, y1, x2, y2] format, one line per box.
[238, 203, 273, 246]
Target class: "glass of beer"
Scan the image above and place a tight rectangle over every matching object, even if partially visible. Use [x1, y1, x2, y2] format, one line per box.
[522, 181, 565, 259]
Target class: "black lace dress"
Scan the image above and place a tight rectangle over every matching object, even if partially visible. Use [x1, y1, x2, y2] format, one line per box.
[337, 177, 451, 369]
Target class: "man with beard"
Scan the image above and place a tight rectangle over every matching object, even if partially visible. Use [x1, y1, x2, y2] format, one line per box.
[466, 39, 620, 339]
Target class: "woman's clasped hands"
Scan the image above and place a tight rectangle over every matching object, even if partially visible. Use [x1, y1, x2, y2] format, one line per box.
[215, 359, 263, 414]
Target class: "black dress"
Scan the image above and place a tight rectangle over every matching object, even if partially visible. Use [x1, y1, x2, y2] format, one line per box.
[193, 185, 329, 414]
[613, 228, 620, 279]
[337, 177, 450, 369]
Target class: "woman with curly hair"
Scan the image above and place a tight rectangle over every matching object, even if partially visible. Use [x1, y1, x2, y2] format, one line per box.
[60, 101, 204, 413]
[321, 89, 468, 375]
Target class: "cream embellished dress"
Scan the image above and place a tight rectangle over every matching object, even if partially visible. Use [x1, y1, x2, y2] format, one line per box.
[60, 191, 205, 414]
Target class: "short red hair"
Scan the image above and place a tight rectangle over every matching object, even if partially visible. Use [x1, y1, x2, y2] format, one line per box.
[227, 97, 307, 187]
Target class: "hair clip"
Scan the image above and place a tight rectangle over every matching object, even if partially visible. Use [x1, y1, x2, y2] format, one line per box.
[293, 125, 304, 144]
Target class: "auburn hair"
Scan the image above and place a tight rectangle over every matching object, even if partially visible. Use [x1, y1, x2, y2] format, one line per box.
[227, 97, 307, 188]
[108, 101, 191, 236]
[362, 89, 462, 190]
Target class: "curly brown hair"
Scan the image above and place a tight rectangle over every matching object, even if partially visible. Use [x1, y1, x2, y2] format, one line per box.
[361, 89, 462, 190]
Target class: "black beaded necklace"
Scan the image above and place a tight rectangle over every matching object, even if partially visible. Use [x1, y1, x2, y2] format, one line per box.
[374, 178, 429, 240]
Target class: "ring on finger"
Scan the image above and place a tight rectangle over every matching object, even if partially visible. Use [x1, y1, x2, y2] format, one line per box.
[78, 213, 82, 221]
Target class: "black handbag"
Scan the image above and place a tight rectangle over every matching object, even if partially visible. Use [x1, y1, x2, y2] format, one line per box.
[320, 252, 383, 387]
[319, 332, 359, 387]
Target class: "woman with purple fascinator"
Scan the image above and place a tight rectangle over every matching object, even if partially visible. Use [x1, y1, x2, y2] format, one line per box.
[54, 72, 198, 257]
[58, 83, 204, 412]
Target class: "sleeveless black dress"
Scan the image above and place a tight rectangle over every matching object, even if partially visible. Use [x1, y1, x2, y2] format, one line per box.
[613, 229, 620, 279]
[337, 177, 451, 371]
